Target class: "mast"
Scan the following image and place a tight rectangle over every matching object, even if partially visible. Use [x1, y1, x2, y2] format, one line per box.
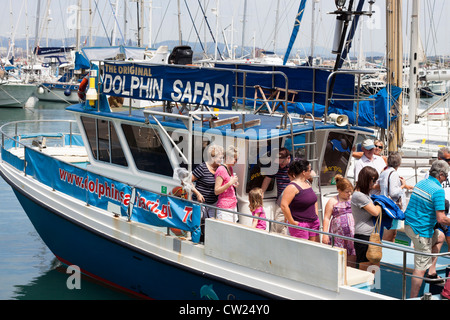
[89, 0, 93, 46]
[148, 0, 153, 47]
[386, 0, 403, 152]
[240, 0, 247, 57]
[123, 0, 127, 45]
[408, 0, 420, 124]
[309, 0, 319, 65]
[273, 0, 280, 53]
[140, 0, 145, 46]
[112, 0, 119, 46]
[177, 0, 182, 45]
[76, 0, 82, 51]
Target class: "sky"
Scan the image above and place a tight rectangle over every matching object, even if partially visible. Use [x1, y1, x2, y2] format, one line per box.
[1, 0, 449, 59]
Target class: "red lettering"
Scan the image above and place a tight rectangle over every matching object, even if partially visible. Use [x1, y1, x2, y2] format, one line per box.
[182, 206, 193, 223]
[158, 204, 169, 219]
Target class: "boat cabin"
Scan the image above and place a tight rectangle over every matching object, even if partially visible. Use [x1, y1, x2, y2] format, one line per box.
[66, 61, 374, 227]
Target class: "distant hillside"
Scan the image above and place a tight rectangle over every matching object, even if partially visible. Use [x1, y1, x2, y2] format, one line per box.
[1, 35, 386, 60]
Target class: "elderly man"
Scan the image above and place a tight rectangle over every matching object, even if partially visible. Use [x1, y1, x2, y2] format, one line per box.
[404, 160, 450, 298]
[354, 139, 386, 183]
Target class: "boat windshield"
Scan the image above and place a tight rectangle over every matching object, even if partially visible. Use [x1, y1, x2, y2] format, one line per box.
[320, 132, 354, 185]
[81, 116, 128, 167]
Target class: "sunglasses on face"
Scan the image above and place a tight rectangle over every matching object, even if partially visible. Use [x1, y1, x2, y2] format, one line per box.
[375, 145, 383, 150]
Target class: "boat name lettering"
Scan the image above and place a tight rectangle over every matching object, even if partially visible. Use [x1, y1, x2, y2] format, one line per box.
[171, 80, 229, 107]
[102, 63, 234, 109]
[103, 74, 164, 100]
[104, 63, 153, 77]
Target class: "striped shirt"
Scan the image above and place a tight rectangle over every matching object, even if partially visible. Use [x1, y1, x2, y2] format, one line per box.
[405, 176, 445, 238]
[192, 162, 218, 204]
[270, 165, 290, 199]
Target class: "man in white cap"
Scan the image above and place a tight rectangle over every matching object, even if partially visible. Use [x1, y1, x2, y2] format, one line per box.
[354, 139, 386, 183]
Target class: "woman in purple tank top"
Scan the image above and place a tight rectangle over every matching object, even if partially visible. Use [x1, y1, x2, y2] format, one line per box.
[280, 159, 320, 242]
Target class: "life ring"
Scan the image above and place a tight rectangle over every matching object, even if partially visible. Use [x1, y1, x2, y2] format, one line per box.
[169, 186, 188, 237]
[170, 186, 188, 199]
[77, 76, 89, 101]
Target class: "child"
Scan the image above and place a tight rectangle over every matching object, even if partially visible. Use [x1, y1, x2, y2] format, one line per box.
[249, 187, 266, 230]
[322, 174, 356, 267]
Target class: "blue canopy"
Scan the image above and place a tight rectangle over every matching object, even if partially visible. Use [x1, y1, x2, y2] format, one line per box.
[329, 86, 402, 129]
[74, 52, 90, 70]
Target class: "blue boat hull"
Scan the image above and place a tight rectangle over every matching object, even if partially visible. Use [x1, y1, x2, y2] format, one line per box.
[11, 186, 275, 300]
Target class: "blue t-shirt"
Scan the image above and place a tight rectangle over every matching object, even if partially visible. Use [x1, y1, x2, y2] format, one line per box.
[405, 176, 445, 238]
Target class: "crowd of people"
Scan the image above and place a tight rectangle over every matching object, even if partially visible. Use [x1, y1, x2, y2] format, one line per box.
[191, 140, 450, 298]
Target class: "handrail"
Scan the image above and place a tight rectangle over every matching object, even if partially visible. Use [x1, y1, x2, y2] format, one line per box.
[214, 203, 450, 300]
[1, 119, 79, 148]
[324, 70, 377, 124]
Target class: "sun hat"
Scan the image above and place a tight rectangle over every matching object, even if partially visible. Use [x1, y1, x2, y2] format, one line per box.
[362, 139, 375, 150]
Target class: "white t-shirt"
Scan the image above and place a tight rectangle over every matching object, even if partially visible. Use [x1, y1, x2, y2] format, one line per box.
[354, 154, 386, 182]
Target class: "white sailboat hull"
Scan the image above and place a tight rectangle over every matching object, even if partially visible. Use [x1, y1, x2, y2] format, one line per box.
[0, 83, 36, 108]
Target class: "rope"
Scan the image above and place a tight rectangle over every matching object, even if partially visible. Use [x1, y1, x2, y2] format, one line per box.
[38, 85, 74, 104]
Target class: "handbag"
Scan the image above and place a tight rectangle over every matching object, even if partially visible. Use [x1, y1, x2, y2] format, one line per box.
[366, 213, 382, 264]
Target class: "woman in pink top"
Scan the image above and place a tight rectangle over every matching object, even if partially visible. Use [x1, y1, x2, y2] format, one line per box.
[214, 146, 239, 222]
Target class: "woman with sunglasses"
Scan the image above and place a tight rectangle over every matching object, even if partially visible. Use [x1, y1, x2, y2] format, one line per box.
[373, 139, 387, 165]
[351, 166, 382, 270]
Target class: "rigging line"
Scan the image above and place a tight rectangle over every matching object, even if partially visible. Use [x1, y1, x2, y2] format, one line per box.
[424, 0, 437, 56]
[196, 0, 224, 60]
[153, 0, 171, 45]
[93, 0, 111, 46]
[108, 0, 125, 45]
[183, 0, 205, 53]
[58, 1, 68, 47]
[190, 1, 208, 54]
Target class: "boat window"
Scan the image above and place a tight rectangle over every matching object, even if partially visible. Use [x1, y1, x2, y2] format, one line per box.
[81, 116, 128, 167]
[122, 124, 174, 177]
[321, 132, 354, 185]
[284, 134, 307, 160]
[245, 139, 277, 193]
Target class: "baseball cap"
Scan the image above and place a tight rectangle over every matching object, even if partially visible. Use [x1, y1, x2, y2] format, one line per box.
[362, 139, 375, 150]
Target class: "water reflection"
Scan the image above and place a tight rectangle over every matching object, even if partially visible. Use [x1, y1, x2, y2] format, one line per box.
[0, 101, 134, 300]
[12, 261, 134, 300]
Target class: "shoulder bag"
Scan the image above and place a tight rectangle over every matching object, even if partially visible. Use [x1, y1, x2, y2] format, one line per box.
[366, 213, 382, 264]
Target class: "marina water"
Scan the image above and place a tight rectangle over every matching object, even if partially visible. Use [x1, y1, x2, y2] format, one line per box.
[0, 99, 134, 300]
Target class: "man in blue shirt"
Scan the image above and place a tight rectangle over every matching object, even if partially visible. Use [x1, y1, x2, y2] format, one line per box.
[405, 160, 450, 298]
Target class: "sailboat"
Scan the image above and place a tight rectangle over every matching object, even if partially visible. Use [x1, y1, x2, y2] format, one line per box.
[0, 1, 37, 108]
[0, 79, 36, 108]
[401, 0, 450, 157]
